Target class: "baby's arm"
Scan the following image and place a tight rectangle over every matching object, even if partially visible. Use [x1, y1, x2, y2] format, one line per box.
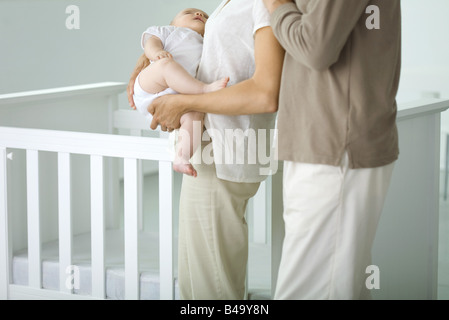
[144, 35, 172, 61]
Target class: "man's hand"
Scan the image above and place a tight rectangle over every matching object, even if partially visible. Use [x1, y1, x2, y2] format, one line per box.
[148, 94, 185, 131]
[263, 0, 294, 14]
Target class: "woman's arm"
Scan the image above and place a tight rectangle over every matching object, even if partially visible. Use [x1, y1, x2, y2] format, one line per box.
[148, 26, 285, 130]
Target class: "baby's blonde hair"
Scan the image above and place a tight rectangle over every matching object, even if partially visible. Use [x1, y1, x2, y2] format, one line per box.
[169, 8, 208, 27]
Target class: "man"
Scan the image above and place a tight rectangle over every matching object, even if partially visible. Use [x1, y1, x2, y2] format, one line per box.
[263, 0, 401, 299]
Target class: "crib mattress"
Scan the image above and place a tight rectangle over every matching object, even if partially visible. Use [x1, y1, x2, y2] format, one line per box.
[12, 229, 271, 300]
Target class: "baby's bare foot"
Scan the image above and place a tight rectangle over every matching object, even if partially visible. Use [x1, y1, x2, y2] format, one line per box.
[173, 160, 197, 177]
[203, 77, 230, 93]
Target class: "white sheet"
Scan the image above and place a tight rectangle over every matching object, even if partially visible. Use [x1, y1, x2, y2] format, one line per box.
[12, 229, 271, 300]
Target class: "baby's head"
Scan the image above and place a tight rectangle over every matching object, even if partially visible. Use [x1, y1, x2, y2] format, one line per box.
[170, 8, 209, 36]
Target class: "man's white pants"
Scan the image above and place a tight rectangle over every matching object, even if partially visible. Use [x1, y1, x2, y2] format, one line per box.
[274, 153, 395, 300]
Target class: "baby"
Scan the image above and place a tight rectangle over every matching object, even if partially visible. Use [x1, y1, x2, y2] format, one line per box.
[132, 8, 229, 177]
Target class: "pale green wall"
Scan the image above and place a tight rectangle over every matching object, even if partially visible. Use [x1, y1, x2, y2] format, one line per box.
[2, 0, 448, 100]
[0, 0, 221, 96]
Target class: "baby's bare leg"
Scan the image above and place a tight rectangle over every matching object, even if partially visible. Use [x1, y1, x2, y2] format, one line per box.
[173, 112, 205, 177]
[138, 58, 229, 94]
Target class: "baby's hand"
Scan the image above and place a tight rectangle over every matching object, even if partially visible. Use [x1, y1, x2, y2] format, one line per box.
[153, 50, 172, 61]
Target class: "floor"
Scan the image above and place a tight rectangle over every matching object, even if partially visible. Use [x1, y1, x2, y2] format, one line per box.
[438, 169, 449, 300]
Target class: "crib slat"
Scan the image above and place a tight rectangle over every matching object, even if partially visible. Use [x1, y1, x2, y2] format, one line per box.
[26, 150, 42, 288]
[159, 161, 174, 300]
[126, 129, 143, 231]
[124, 158, 139, 300]
[58, 152, 73, 294]
[0, 126, 171, 162]
[137, 160, 143, 231]
[0, 148, 10, 299]
[90, 155, 105, 298]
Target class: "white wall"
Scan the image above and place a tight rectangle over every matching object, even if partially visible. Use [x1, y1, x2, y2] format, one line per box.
[399, 0, 449, 102]
[2, 0, 448, 103]
[0, 0, 221, 100]
[398, 0, 449, 171]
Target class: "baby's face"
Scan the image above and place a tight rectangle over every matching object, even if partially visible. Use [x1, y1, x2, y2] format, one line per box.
[171, 8, 209, 36]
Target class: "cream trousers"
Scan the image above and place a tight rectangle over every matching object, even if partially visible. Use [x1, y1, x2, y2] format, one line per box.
[178, 154, 260, 300]
[275, 153, 395, 300]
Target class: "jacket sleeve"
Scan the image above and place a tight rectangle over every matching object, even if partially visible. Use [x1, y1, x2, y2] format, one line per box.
[270, 0, 370, 71]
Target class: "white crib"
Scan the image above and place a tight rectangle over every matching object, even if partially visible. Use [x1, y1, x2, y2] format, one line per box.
[0, 83, 275, 300]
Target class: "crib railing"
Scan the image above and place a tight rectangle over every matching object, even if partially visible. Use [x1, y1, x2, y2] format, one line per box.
[0, 126, 175, 299]
[0, 82, 276, 300]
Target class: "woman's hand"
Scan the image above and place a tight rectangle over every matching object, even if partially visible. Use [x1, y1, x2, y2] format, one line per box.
[148, 94, 185, 131]
[263, 0, 294, 14]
